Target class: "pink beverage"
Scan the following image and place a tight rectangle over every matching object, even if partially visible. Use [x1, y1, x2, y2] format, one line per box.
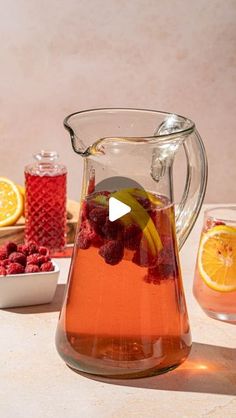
[56, 190, 191, 378]
[193, 207, 236, 322]
[194, 266, 236, 319]
[25, 151, 67, 252]
[55, 108, 208, 378]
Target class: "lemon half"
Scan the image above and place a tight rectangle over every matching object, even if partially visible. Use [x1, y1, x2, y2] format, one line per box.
[0, 177, 23, 227]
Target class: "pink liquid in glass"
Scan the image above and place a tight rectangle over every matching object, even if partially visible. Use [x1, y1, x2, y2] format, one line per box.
[25, 152, 67, 252]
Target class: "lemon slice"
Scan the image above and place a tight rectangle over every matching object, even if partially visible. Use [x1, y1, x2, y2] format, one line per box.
[111, 190, 163, 255]
[123, 188, 162, 206]
[0, 177, 23, 226]
[198, 225, 236, 292]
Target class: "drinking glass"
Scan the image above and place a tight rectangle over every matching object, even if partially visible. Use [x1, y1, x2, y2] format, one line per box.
[193, 207, 236, 322]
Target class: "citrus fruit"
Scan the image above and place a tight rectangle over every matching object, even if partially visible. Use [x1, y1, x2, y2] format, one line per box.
[123, 188, 162, 206]
[17, 184, 25, 216]
[0, 177, 23, 227]
[17, 184, 25, 196]
[198, 225, 236, 292]
[111, 190, 163, 255]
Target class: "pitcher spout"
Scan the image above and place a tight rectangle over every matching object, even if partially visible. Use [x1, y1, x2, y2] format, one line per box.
[64, 113, 90, 156]
[64, 108, 195, 157]
[64, 108, 207, 249]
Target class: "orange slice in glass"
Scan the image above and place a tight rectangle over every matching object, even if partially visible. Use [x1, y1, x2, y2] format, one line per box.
[198, 225, 236, 292]
[0, 177, 23, 227]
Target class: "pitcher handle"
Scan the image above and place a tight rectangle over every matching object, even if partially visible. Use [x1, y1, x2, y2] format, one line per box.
[175, 129, 208, 249]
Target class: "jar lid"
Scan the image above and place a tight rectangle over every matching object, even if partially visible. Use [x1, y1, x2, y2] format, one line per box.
[33, 150, 59, 162]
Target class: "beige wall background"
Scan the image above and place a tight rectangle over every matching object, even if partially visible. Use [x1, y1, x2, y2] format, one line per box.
[0, 0, 235, 202]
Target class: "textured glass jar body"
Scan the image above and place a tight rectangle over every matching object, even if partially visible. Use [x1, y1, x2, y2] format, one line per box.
[25, 151, 67, 252]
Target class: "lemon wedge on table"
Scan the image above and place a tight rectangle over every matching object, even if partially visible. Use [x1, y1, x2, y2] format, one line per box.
[198, 225, 236, 292]
[0, 177, 23, 227]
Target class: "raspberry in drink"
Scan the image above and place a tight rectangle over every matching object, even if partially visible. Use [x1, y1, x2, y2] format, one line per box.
[56, 189, 191, 378]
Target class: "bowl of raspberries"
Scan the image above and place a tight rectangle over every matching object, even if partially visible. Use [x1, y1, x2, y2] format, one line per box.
[0, 241, 60, 308]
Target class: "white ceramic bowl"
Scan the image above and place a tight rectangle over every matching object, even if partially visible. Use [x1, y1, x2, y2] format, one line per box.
[0, 262, 60, 309]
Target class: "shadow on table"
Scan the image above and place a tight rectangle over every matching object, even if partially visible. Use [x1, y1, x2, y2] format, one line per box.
[4, 284, 66, 314]
[77, 342, 236, 396]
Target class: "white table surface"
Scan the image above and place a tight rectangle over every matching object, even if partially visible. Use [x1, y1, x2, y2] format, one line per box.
[0, 204, 236, 418]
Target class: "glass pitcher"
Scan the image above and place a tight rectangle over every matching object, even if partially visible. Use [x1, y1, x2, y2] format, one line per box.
[56, 108, 207, 378]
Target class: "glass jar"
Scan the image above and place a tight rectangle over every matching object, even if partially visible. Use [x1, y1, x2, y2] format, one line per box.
[25, 150, 67, 253]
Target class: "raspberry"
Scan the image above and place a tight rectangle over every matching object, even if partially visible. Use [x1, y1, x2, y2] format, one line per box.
[92, 235, 104, 248]
[99, 240, 124, 265]
[144, 264, 176, 285]
[0, 266, 6, 276]
[27, 254, 40, 266]
[27, 242, 39, 255]
[37, 255, 50, 265]
[0, 259, 10, 268]
[124, 224, 142, 250]
[155, 236, 175, 266]
[38, 246, 49, 256]
[7, 263, 25, 275]
[77, 232, 91, 249]
[150, 210, 172, 236]
[88, 207, 108, 226]
[136, 197, 151, 210]
[77, 220, 102, 249]
[9, 252, 27, 266]
[41, 261, 54, 272]
[86, 193, 110, 216]
[5, 242, 17, 256]
[0, 248, 7, 260]
[132, 248, 156, 267]
[81, 201, 88, 221]
[214, 221, 226, 226]
[81, 220, 98, 240]
[102, 218, 123, 240]
[87, 176, 95, 194]
[25, 264, 40, 273]
[205, 219, 226, 232]
[17, 244, 29, 255]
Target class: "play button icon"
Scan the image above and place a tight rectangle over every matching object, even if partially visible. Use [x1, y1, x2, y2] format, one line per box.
[109, 197, 131, 222]
[94, 176, 149, 229]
